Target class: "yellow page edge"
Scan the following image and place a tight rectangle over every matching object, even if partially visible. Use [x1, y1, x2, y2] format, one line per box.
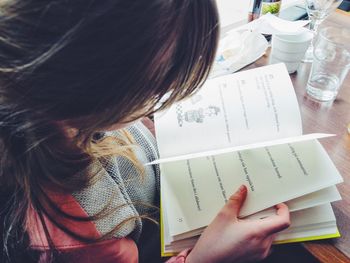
[161, 228, 341, 257]
[273, 229, 341, 244]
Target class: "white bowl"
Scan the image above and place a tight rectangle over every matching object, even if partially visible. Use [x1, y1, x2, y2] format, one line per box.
[272, 31, 313, 53]
[270, 55, 300, 74]
[271, 47, 306, 62]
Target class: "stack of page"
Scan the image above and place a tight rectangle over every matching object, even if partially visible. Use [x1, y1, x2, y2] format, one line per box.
[150, 63, 343, 256]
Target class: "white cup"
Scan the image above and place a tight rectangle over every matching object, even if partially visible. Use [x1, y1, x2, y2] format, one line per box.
[270, 31, 313, 73]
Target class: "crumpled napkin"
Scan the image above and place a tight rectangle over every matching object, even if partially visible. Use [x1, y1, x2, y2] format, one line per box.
[210, 14, 310, 78]
[234, 13, 310, 35]
[210, 30, 268, 78]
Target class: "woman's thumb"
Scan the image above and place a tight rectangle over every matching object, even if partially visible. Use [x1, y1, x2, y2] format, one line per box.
[225, 185, 248, 218]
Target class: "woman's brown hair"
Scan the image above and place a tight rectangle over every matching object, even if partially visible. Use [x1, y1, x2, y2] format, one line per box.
[0, 0, 219, 261]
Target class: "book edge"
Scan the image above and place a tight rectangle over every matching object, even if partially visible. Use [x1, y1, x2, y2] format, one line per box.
[161, 229, 341, 257]
[273, 229, 341, 245]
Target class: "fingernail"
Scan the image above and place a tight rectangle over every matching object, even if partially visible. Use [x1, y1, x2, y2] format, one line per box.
[239, 185, 246, 193]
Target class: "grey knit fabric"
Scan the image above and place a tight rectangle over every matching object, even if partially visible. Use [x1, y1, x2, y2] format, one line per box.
[72, 121, 160, 241]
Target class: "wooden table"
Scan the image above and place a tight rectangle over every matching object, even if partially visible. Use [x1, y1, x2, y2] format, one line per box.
[247, 11, 350, 263]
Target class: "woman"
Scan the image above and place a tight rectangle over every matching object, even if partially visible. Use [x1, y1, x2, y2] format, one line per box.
[0, 0, 290, 262]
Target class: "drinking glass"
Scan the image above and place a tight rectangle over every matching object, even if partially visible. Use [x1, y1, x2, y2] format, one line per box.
[306, 27, 350, 101]
[302, 0, 342, 62]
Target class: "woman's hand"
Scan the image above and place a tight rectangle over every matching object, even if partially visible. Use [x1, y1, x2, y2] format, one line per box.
[186, 185, 290, 263]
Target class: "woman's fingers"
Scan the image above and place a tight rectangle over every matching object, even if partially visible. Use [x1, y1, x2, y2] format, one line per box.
[225, 185, 248, 219]
[257, 203, 291, 235]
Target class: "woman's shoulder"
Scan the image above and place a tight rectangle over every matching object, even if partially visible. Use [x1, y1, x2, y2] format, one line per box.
[107, 120, 159, 163]
[25, 121, 159, 260]
[26, 190, 139, 262]
[26, 161, 141, 247]
[104, 120, 161, 202]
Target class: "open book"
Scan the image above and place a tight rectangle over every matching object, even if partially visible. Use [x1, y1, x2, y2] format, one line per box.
[152, 63, 343, 256]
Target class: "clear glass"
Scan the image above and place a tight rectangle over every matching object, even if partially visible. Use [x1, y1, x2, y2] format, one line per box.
[302, 0, 342, 62]
[306, 27, 350, 101]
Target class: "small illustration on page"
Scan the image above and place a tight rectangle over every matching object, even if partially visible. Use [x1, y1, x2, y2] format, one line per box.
[176, 104, 220, 127]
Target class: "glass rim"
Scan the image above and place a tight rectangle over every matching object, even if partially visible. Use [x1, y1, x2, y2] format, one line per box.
[318, 26, 350, 48]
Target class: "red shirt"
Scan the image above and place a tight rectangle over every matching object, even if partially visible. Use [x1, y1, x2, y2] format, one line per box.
[26, 191, 189, 262]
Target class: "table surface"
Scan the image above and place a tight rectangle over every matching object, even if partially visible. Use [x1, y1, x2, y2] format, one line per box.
[245, 11, 350, 263]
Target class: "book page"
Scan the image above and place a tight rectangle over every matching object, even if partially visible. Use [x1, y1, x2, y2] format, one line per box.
[147, 133, 334, 165]
[155, 63, 302, 158]
[251, 186, 341, 219]
[162, 204, 338, 255]
[162, 140, 343, 236]
[162, 186, 341, 244]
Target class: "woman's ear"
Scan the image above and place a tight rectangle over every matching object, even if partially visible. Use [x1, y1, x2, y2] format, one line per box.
[141, 117, 156, 136]
[56, 120, 79, 139]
